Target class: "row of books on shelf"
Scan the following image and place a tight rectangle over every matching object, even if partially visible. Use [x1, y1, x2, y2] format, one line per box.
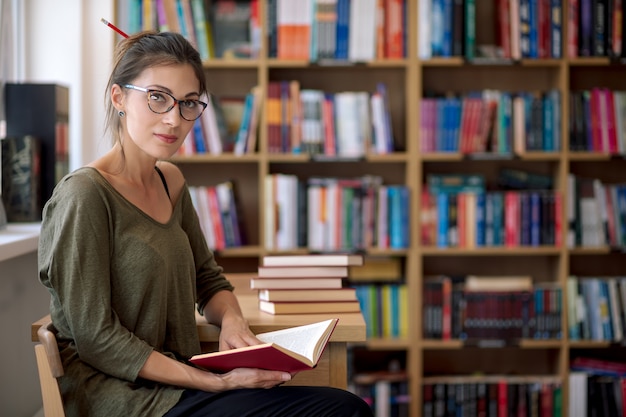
[251, 254, 364, 315]
[568, 0, 626, 58]
[355, 283, 408, 339]
[265, 174, 410, 252]
[420, 0, 563, 60]
[188, 182, 245, 250]
[569, 357, 626, 417]
[178, 87, 262, 156]
[567, 276, 626, 343]
[118, 0, 262, 60]
[568, 175, 626, 249]
[421, 188, 561, 248]
[266, 81, 396, 156]
[422, 376, 562, 417]
[420, 89, 561, 154]
[423, 275, 562, 341]
[569, 89, 626, 154]
[267, 0, 406, 61]
[350, 370, 410, 417]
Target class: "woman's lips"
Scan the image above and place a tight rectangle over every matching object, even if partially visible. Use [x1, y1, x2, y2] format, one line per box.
[156, 133, 178, 144]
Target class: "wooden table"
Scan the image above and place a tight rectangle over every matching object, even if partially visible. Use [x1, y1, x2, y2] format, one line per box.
[32, 293, 366, 389]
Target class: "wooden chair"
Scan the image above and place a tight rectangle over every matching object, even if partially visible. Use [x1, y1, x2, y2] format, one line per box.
[34, 320, 65, 417]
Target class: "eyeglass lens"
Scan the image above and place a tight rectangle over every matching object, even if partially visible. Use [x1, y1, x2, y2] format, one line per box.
[147, 91, 205, 121]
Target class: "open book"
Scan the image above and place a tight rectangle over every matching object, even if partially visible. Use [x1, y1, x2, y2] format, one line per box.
[189, 318, 339, 373]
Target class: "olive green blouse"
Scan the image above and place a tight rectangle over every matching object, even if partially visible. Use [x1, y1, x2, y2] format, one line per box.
[38, 167, 233, 417]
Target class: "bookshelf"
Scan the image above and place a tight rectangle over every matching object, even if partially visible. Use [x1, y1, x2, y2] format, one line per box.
[114, 1, 626, 415]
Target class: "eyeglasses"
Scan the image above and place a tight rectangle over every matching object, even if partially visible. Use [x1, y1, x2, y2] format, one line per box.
[123, 84, 208, 121]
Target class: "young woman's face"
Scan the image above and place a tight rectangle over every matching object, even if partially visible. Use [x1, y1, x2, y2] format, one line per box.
[121, 63, 201, 160]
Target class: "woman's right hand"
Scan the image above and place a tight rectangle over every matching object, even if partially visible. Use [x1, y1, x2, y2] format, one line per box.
[216, 368, 292, 390]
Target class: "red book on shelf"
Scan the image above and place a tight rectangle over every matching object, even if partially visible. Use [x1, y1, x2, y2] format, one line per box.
[568, 0, 579, 58]
[385, 0, 404, 58]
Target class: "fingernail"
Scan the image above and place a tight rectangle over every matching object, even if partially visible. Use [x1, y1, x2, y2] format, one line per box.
[282, 373, 291, 381]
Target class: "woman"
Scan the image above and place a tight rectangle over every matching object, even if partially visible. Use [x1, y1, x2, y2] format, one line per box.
[38, 31, 373, 417]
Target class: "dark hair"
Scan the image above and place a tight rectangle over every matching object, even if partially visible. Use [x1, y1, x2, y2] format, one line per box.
[104, 31, 207, 145]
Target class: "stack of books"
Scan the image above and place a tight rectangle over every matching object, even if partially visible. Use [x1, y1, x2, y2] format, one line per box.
[251, 254, 364, 315]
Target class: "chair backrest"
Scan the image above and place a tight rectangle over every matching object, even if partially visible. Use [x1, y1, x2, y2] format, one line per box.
[34, 320, 65, 417]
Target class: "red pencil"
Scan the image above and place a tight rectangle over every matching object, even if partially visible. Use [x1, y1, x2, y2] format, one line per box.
[100, 18, 129, 38]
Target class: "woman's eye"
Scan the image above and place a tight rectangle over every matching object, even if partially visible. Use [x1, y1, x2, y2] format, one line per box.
[149, 92, 167, 102]
[181, 100, 198, 109]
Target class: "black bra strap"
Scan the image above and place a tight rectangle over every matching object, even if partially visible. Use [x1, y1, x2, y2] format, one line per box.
[154, 166, 171, 200]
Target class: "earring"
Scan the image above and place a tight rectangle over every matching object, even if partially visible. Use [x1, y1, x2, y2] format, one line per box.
[118, 111, 125, 117]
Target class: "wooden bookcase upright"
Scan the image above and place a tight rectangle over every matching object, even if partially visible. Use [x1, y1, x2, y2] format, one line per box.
[112, 1, 626, 416]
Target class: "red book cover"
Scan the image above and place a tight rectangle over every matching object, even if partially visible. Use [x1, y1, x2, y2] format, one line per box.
[323, 95, 336, 156]
[590, 88, 604, 152]
[504, 191, 520, 247]
[497, 380, 508, 417]
[190, 319, 338, 373]
[537, 0, 551, 58]
[604, 89, 619, 153]
[385, 0, 404, 58]
[206, 186, 226, 250]
[497, 0, 512, 58]
[568, 0, 579, 58]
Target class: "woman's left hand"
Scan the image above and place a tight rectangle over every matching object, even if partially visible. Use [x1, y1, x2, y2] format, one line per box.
[218, 311, 260, 351]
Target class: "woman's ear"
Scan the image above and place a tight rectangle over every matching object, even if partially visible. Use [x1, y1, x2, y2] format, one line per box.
[111, 84, 125, 111]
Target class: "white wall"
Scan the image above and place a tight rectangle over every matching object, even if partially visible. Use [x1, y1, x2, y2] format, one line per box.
[24, 0, 115, 169]
[2, 3, 115, 416]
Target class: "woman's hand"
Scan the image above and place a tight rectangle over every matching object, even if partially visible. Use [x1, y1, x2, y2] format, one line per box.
[218, 311, 259, 351]
[215, 368, 292, 390]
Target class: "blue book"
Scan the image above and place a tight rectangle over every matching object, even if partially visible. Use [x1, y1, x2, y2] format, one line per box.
[390, 284, 400, 337]
[550, 0, 562, 58]
[437, 193, 449, 247]
[234, 92, 254, 154]
[530, 192, 541, 246]
[475, 192, 486, 247]
[436, 99, 446, 151]
[193, 118, 206, 153]
[485, 193, 494, 246]
[431, 0, 445, 56]
[335, 0, 350, 60]
[441, 0, 454, 57]
[520, 192, 530, 246]
[519, 0, 531, 57]
[534, 287, 545, 338]
[389, 186, 409, 249]
[543, 92, 554, 151]
[528, 0, 539, 58]
[550, 90, 561, 150]
[492, 192, 505, 246]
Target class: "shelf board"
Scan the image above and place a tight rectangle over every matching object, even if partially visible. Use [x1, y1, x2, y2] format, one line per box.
[363, 337, 410, 350]
[421, 152, 561, 162]
[421, 339, 562, 349]
[567, 152, 612, 161]
[568, 246, 612, 255]
[420, 246, 562, 256]
[170, 153, 260, 163]
[568, 57, 612, 66]
[202, 59, 261, 69]
[267, 59, 408, 69]
[569, 340, 613, 348]
[213, 245, 263, 257]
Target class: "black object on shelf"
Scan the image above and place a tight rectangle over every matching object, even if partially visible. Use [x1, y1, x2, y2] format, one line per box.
[4, 83, 69, 209]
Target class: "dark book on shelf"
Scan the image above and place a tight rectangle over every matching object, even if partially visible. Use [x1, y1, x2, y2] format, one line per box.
[209, 0, 253, 58]
[1, 136, 42, 222]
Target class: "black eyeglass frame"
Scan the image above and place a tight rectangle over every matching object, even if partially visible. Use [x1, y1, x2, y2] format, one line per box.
[123, 84, 208, 121]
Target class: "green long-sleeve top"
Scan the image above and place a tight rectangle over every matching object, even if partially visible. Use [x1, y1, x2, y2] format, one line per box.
[38, 167, 234, 417]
